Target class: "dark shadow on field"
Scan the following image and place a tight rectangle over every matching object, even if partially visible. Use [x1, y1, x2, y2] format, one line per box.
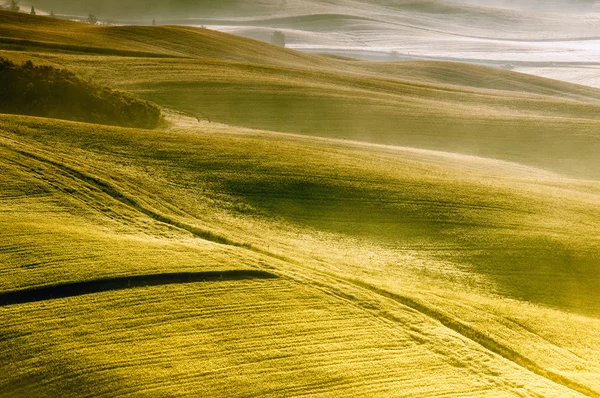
[0, 270, 277, 306]
[225, 179, 458, 244]
[467, 245, 600, 316]
[225, 178, 600, 316]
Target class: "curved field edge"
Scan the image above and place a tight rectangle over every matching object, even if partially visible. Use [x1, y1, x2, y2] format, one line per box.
[349, 279, 600, 397]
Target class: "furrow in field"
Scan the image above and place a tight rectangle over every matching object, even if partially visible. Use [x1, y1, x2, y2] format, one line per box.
[0, 270, 278, 306]
[0, 140, 250, 248]
[346, 279, 600, 397]
[266, 261, 599, 396]
[1, 279, 582, 397]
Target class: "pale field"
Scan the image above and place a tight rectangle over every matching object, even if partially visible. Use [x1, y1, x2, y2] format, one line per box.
[7, 0, 600, 87]
[1, 10, 600, 397]
[173, 1, 600, 87]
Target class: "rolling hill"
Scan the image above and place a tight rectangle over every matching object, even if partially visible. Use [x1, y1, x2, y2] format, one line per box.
[17, 0, 599, 36]
[1, 10, 599, 398]
[1, 114, 599, 396]
[15, 0, 600, 90]
[2, 11, 600, 179]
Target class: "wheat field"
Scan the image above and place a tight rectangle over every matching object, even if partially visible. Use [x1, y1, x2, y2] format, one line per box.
[1, 10, 599, 397]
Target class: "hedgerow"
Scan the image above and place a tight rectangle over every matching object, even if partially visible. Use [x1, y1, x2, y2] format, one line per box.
[0, 58, 161, 128]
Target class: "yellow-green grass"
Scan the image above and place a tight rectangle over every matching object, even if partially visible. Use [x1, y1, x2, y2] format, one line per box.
[1, 114, 599, 396]
[2, 11, 600, 397]
[4, 280, 586, 397]
[2, 11, 600, 179]
[3, 115, 598, 311]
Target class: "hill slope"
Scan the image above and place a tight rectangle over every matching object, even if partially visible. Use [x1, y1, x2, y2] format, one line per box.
[1, 10, 600, 397]
[2, 11, 600, 179]
[1, 114, 599, 396]
[18, 0, 600, 37]
[15, 0, 600, 88]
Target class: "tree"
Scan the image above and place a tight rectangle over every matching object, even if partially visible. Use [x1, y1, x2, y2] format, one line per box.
[271, 30, 285, 47]
[152, 18, 156, 26]
[30, 6, 35, 15]
[50, 10, 55, 17]
[9, 0, 19, 12]
[87, 14, 97, 25]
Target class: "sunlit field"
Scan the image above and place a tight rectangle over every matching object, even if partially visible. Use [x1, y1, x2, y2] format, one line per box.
[1, 8, 599, 397]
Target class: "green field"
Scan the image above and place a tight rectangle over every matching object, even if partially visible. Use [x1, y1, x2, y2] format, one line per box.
[1, 10, 599, 397]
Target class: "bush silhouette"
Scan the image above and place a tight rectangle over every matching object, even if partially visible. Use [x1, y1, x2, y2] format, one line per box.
[87, 14, 97, 25]
[0, 58, 161, 129]
[271, 31, 286, 47]
[9, 0, 19, 12]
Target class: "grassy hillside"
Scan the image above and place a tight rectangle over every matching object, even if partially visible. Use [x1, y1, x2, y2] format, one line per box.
[0, 11, 332, 67]
[2, 11, 600, 179]
[1, 10, 600, 397]
[1, 114, 599, 396]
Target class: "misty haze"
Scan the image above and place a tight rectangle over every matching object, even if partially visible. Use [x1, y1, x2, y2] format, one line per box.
[0, 0, 599, 397]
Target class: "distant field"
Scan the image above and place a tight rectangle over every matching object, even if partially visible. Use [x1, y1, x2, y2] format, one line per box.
[1, 10, 599, 398]
[18, 0, 600, 87]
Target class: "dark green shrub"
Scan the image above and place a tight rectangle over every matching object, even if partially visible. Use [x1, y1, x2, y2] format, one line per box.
[0, 58, 161, 128]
